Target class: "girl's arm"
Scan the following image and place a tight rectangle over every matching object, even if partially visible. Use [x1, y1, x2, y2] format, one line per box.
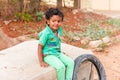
[38, 44, 49, 67]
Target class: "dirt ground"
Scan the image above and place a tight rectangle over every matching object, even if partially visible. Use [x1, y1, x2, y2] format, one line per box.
[0, 7, 120, 80]
[94, 43, 120, 80]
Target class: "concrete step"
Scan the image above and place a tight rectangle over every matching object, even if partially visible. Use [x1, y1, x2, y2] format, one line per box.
[0, 40, 93, 80]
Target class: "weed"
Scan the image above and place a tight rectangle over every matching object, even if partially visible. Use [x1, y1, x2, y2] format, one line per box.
[98, 42, 108, 49]
[110, 19, 120, 29]
[36, 11, 44, 21]
[84, 22, 111, 40]
[15, 12, 22, 20]
[22, 12, 33, 21]
[15, 12, 33, 21]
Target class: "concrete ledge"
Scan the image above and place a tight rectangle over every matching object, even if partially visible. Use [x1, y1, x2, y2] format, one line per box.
[0, 40, 93, 80]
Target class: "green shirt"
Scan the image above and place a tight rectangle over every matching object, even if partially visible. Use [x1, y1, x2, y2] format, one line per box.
[38, 25, 62, 55]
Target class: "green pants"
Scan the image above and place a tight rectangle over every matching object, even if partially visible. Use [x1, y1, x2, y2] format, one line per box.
[44, 53, 74, 80]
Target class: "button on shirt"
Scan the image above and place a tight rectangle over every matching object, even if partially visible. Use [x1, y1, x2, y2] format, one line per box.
[38, 25, 62, 55]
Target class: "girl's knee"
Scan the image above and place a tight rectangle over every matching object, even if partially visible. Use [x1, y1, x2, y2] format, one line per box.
[68, 59, 74, 67]
[56, 64, 65, 71]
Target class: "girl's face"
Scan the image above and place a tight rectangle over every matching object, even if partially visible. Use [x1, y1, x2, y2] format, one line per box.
[47, 15, 63, 32]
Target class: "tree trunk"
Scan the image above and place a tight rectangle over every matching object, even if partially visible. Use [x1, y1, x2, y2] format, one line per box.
[57, 0, 62, 9]
[74, 0, 81, 9]
[29, 0, 41, 13]
[18, 0, 24, 12]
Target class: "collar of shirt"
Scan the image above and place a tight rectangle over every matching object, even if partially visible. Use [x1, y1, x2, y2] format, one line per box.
[46, 24, 62, 37]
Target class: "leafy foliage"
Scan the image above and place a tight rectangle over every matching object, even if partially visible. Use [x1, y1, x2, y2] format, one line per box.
[108, 19, 120, 29]
[84, 23, 111, 40]
[35, 11, 44, 21]
[15, 12, 32, 21]
[98, 42, 108, 49]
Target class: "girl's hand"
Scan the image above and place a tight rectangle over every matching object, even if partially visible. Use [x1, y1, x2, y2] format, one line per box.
[40, 61, 49, 67]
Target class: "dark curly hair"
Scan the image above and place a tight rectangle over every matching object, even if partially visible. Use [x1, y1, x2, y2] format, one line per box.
[45, 8, 64, 21]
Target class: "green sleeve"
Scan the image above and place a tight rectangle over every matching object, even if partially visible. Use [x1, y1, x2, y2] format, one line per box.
[38, 32, 48, 46]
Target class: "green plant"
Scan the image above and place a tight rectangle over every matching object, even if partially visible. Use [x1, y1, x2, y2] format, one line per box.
[15, 12, 33, 21]
[36, 11, 44, 21]
[111, 19, 120, 29]
[22, 12, 33, 21]
[98, 42, 108, 49]
[15, 12, 22, 20]
[104, 19, 120, 29]
[84, 23, 111, 40]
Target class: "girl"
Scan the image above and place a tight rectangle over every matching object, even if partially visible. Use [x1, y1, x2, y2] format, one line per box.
[38, 8, 74, 80]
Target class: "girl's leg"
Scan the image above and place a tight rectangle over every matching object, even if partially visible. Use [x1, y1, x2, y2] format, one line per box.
[44, 55, 65, 80]
[58, 53, 74, 80]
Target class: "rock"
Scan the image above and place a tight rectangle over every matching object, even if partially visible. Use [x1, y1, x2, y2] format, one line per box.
[4, 20, 12, 25]
[116, 34, 120, 39]
[72, 9, 79, 14]
[102, 36, 110, 43]
[81, 39, 87, 45]
[89, 40, 103, 48]
[16, 36, 28, 42]
[93, 48, 103, 52]
[16, 35, 32, 42]
[12, 19, 17, 22]
[73, 36, 80, 41]
[81, 39, 88, 45]
[81, 37, 91, 45]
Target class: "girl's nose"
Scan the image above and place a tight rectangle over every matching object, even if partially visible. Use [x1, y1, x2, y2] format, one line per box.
[55, 21, 59, 25]
[56, 21, 59, 24]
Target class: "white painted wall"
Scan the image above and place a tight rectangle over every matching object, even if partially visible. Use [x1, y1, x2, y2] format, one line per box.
[110, 0, 120, 11]
[91, 0, 109, 10]
[43, 0, 120, 11]
[90, 0, 120, 11]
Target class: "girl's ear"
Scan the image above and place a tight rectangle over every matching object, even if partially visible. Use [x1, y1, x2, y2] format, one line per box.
[46, 20, 50, 25]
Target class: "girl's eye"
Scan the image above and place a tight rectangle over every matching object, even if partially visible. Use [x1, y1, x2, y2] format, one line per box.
[58, 20, 62, 23]
[52, 20, 62, 23]
[52, 20, 55, 22]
